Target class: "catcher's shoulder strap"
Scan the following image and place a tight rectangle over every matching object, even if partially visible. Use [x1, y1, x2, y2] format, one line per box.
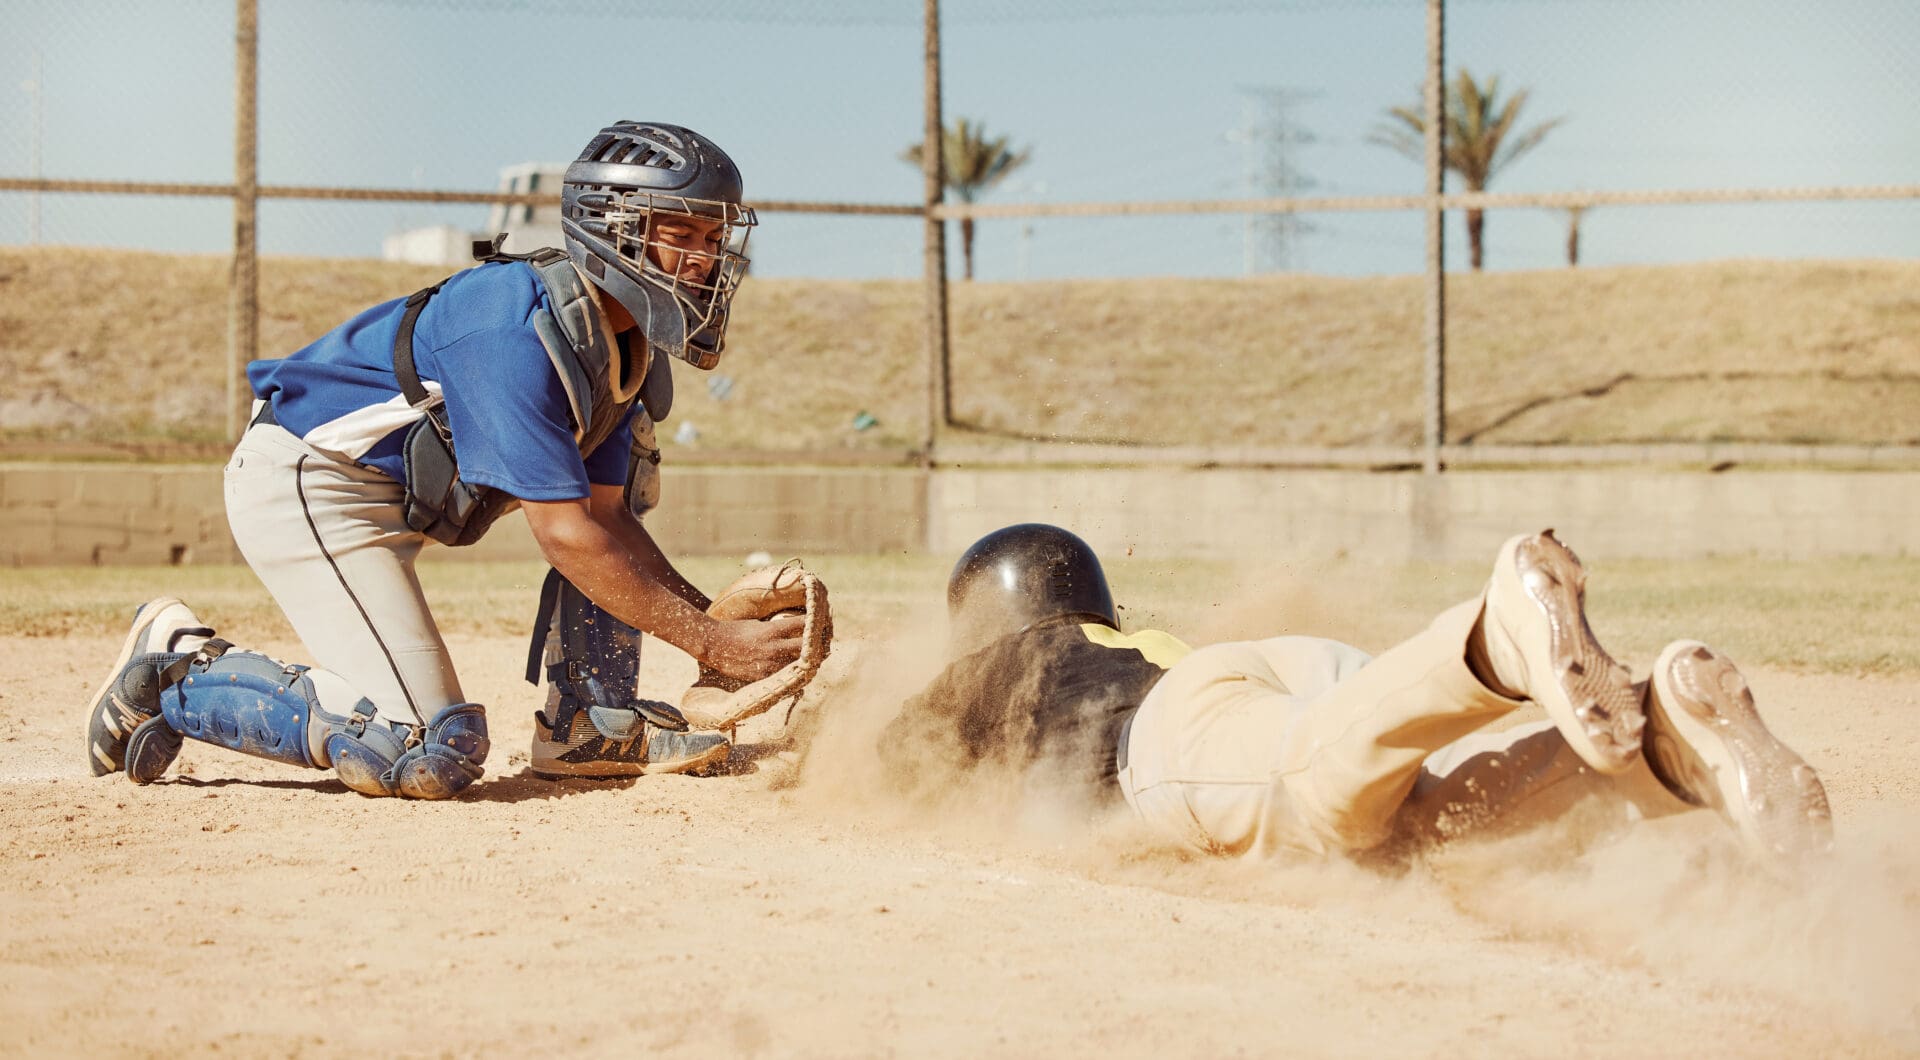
[395, 235, 636, 456]
[471, 233, 673, 423]
[386, 238, 648, 547]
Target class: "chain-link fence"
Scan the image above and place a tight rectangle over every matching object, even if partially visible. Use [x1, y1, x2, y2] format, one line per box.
[3, 0, 1916, 463]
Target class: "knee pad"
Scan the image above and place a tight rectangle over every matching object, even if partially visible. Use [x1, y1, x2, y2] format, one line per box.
[391, 702, 490, 800]
[325, 702, 413, 797]
[327, 702, 488, 800]
[135, 641, 460, 798]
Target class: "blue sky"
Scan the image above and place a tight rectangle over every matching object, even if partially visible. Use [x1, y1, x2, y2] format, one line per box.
[2, 0, 1915, 278]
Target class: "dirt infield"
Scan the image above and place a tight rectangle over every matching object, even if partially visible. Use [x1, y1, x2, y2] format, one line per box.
[4, 584, 1919, 1055]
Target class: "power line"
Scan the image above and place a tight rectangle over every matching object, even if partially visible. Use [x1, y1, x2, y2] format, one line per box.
[1230, 86, 1319, 273]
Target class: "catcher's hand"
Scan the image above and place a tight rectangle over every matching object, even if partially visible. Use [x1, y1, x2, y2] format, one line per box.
[681, 560, 832, 731]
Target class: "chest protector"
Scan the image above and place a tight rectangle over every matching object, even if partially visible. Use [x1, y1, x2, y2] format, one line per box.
[395, 241, 669, 546]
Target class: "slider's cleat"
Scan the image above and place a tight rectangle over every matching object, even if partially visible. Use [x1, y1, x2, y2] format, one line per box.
[1480, 531, 1644, 774]
[1644, 640, 1834, 863]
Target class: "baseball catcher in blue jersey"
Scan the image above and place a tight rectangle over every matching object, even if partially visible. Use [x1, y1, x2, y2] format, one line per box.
[83, 122, 831, 799]
[882, 523, 1832, 867]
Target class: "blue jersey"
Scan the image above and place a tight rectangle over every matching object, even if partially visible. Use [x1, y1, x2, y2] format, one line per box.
[247, 260, 636, 502]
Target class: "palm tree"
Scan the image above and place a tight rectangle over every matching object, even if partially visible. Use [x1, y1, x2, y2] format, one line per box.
[902, 118, 1032, 281]
[1372, 69, 1564, 271]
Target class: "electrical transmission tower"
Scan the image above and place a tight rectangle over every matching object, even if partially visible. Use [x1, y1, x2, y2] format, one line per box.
[1232, 86, 1319, 274]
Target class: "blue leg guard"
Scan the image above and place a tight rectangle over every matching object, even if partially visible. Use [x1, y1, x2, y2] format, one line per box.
[123, 642, 488, 800]
[143, 645, 326, 773]
[523, 571, 726, 779]
[526, 569, 689, 743]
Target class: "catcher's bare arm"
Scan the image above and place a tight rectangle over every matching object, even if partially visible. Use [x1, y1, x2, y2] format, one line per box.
[585, 482, 708, 610]
[521, 495, 801, 682]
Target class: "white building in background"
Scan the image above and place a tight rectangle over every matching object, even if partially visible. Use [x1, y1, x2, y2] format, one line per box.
[380, 224, 472, 266]
[381, 162, 568, 266]
[484, 162, 567, 253]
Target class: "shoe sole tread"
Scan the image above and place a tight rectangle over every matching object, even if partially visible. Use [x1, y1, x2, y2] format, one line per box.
[1513, 532, 1644, 772]
[1650, 640, 1834, 860]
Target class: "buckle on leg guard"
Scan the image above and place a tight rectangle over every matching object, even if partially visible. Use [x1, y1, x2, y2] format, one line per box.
[343, 699, 376, 737]
[155, 638, 233, 689]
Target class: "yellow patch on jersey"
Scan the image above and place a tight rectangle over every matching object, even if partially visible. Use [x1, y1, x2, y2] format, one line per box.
[1079, 624, 1193, 669]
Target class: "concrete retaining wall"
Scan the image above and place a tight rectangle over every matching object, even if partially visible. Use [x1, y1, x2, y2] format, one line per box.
[929, 468, 1920, 563]
[0, 462, 927, 566]
[0, 464, 244, 567]
[3, 461, 1915, 566]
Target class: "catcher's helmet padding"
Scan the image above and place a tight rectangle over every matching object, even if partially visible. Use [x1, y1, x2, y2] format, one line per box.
[561, 122, 755, 370]
[947, 523, 1118, 657]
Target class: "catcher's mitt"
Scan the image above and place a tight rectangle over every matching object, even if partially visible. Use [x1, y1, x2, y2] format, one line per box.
[680, 560, 832, 731]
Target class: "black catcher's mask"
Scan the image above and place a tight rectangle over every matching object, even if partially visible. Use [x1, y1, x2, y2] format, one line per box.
[561, 121, 756, 371]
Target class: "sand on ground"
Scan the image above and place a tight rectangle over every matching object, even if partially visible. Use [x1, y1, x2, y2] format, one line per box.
[3, 624, 1917, 1058]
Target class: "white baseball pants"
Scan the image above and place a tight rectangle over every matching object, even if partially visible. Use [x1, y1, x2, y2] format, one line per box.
[223, 413, 464, 728]
[1116, 598, 1683, 858]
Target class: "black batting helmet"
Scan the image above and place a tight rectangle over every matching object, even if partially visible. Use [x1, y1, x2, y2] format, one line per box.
[561, 122, 756, 370]
[946, 523, 1118, 656]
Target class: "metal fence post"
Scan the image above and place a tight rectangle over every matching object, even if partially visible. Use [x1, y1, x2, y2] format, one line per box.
[228, 0, 259, 441]
[921, 0, 952, 461]
[1422, 0, 1446, 474]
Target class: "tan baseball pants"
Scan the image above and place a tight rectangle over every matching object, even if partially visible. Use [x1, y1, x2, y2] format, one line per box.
[1116, 597, 1684, 858]
[223, 413, 464, 728]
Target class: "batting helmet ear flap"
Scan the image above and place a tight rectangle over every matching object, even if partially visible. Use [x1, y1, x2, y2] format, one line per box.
[946, 523, 1118, 657]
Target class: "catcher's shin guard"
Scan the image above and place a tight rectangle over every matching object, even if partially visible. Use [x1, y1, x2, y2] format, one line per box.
[122, 644, 488, 800]
[525, 570, 715, 778]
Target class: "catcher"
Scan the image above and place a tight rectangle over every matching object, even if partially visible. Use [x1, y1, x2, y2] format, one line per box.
[882, 523, 1834, 865]
[83, 121, 829, 799]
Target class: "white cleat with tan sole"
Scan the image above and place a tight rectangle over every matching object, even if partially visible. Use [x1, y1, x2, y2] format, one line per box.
[1481, 530, 1645, 774]
[1644, 639, 1834, 862]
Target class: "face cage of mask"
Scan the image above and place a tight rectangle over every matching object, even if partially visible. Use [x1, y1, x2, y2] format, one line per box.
[606, 191, 756, 335]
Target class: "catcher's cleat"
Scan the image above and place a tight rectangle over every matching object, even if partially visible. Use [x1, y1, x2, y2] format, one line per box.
[1478, 530, 1645, 774]
[530, 710, 730, 779]
[85, 597, 214, 776]
[1644, 640, 1834, 862]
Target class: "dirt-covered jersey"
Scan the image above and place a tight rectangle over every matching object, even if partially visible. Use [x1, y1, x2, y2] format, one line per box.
[880, 619, 1192, 799]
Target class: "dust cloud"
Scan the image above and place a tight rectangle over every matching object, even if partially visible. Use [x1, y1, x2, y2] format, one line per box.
[776, 571, 1920, 1046]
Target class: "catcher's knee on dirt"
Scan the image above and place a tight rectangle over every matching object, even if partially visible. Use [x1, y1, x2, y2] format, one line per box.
[327, 701, 489, 799]
[124, 643, 488, 800]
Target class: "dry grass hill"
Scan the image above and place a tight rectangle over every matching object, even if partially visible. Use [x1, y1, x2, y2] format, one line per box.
[2, 247, 1916, 457]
